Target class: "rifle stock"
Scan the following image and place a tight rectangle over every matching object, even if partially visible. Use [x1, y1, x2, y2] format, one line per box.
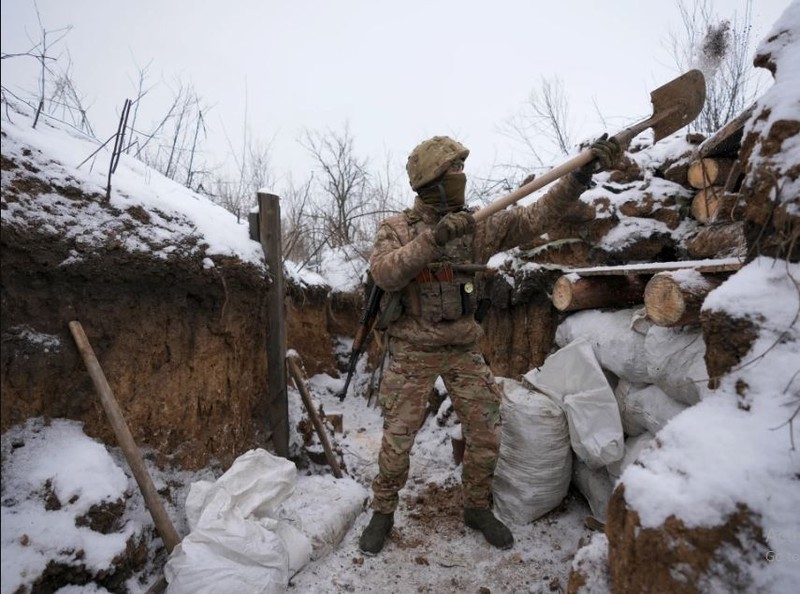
[338, 282, 384, 401]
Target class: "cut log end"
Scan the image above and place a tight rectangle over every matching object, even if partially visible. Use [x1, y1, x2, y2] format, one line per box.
[644, 275, 686, 325]
[552, 276, 574, 311]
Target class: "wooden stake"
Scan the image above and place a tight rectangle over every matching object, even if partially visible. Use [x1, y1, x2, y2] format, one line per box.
[286, 352, 343, 478]
[68, 321, 181, 553]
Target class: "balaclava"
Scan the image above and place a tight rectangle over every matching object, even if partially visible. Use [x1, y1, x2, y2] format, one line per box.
[418, 172, 467, 214]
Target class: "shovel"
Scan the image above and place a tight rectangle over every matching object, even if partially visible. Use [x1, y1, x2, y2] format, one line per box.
[473, 69, 706, 223]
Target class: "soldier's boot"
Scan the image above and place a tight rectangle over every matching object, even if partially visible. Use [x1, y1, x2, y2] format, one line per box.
[358, 511, 394, 555]
[464, 508, 514, 549]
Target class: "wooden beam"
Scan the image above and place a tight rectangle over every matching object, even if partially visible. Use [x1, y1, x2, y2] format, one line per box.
[258, 192, 289, 458]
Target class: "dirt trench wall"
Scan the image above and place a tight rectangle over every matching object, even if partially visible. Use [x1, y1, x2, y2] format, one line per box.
[1, 226, 272, 470]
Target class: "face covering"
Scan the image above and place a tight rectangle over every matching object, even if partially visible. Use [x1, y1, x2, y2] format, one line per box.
[418, 172, 467, 212]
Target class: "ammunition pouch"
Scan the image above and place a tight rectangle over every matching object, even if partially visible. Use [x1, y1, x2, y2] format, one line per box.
[412, 265, 476, 323]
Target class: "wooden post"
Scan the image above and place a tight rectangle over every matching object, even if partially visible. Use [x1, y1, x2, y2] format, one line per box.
[286, 353, 343, 478]
[258, 192, 288, 458]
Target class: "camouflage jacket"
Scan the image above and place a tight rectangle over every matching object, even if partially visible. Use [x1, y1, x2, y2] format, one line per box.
[369, 174, 587, 348]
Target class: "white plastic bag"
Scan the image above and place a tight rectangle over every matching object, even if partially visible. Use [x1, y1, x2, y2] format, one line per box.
[492, 378, 572, 524]
[572, 456, 614, 521]
[614, 380, 687, 437]
[165, 449, 312, 594]
[555, 309, 651, 384]
[645, 326, 710, 405]
[607, 432, 654, 483]
[525, 338, 624, 469]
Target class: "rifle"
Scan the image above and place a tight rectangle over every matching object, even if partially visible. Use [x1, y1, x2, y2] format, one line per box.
[338, 282, 384, 401]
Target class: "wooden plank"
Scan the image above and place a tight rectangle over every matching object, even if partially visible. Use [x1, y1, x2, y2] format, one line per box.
[563, 258, 743, 277]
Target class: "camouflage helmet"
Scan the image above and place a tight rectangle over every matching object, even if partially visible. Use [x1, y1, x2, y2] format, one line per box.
[406, 136, 470, 191]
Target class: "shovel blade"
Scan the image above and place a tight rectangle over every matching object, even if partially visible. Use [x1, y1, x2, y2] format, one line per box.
[650, 69, 706, 142]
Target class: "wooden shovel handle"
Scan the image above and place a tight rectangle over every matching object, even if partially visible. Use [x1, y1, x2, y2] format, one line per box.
[473, 150, 594, 223]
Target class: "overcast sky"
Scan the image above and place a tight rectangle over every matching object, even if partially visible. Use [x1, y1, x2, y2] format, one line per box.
[0, 0, 789, 188]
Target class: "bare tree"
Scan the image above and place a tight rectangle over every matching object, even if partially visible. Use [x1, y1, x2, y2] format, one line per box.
[500, 75, 574, 165]
[491, 74, 577, 195]
[668, 0, 760, 133]
[301, 124, 370, 248]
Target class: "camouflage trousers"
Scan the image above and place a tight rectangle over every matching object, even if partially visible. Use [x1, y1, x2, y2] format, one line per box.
[370, 337, 503, 513]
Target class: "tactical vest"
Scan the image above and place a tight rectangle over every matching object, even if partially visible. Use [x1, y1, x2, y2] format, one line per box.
[380, 208, 478, 326]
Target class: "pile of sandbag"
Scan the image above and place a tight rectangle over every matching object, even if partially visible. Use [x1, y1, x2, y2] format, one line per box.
[494, 308, 705, 525]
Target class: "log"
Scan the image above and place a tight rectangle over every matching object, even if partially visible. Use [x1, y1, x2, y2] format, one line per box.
[691, 188, 745, 224]
[688, 158, 736, 189]
[552, 274, 647, 312]
[286, 352, 343, 478]
[695, 104, 755, 159]
[644, 271, 726, 326]
[685, 221, 745, 259]
[691, 186, 725, 223]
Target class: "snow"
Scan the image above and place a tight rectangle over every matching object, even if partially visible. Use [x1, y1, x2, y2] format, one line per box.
[2, 4, 800, 591]
[1, 104, 266, 270]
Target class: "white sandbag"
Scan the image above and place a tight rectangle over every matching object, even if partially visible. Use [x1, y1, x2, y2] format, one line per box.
[555, 308, 651, 384]
[645, 325, 711, 405]
[607, 433, 654, 483]
[165, 510, 293, 594]
[166, 449, 312, 594]
[524, 338, 624, 469]
[572, 456, 614, 522]
[614, 380, 687, 437]
[275, 474, 368, 560]
[492, 378, 572, 525]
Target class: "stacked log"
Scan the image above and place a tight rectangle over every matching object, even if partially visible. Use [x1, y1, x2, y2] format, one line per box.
[550, 260, 740, 326]
[682, 110, 750, 260]
[643, 270, 727, 327]
[552, 274, 647, 312]
[687, 158, 737, 191]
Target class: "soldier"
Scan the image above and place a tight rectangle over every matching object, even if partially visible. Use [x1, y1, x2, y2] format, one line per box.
[359, 134, 620, 555]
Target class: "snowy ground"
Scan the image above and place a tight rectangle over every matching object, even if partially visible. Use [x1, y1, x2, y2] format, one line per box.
[286, 371, 596, 594]
[1, 358, 599, 594]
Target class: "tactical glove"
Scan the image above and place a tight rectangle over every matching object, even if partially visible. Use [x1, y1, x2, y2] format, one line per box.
[433, 211, 476, 246]
[574, 133, 622, 184]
